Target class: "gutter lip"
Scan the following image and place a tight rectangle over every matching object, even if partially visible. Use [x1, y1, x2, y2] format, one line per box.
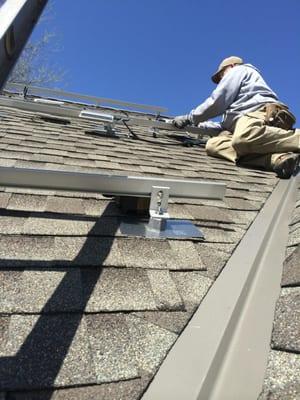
[142, 174, 299, 400]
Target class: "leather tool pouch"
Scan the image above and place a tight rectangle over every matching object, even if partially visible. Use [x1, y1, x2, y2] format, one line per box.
[265, 103, 296, 130]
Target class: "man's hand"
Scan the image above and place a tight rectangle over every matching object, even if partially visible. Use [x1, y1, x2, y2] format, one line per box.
[172, 115, 191, 129]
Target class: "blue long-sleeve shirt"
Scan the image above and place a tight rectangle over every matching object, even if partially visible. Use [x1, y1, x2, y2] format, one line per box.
[188, 64, 279, 134]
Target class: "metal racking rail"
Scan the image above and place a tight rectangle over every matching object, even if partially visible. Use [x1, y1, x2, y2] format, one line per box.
[4, 82, 168, 114]
[0, 94, 217, 137]
[0, 166, 226, 199]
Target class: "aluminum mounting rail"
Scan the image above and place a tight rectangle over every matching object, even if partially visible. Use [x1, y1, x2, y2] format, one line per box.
[0, 95, 217, 137]
[142, 174, 299, 400]
[0, 167, 226, 199]
[4, 82, 168, 114]
[0, 0, 48, 88]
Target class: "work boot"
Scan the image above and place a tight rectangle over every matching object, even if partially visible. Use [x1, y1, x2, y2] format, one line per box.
[273, 153, 300, 179]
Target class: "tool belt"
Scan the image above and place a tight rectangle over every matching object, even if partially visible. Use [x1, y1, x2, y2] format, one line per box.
[265, 103, 296, 130]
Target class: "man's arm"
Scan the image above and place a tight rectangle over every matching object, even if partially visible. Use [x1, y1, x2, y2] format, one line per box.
[188, 65, 246, 125]
[172, 65, 246, 129]
[197, 120, 222, 135]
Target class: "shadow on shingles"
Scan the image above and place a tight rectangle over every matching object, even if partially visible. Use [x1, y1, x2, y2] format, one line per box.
[0, 203, 119, 398]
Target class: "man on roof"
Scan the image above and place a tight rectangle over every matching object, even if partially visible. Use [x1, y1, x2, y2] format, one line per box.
[172, 56, 299, 179]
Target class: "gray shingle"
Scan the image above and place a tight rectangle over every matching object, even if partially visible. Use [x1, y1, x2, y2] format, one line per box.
[0, 216, 27, 234]
[116, 238, 177, 269]
[23, 216, 92, 236]
[117, 163, 144, 173]
[140, 166, 164, 174]
[46, 197, 84, 214]
[226, 188, 269, 202]
[185, 204, 257, 226]
[196, 243, 231, 279]
[167, 204, 194, 219]
[288, 226, 300, 247]
[184, 204, 232, 223]
[224, 197, 263, 211]
[53, 236, 119, 267]
[82, 199, 115, 216]
[0, 271, 23, 313]
[6, 144, 36, 153]
[85, 314, 139, 383]
[7, 378, 150, 400]
[94, 161, 121, 170]
[0, 193, 11, 209]
[0, 236, 55, 266]
[117, 238, 203, 270]
[0, 315, 96, 390]
[132, 311, 190, 334]
[169, 240, 204, 270]
[227, 181, 273, 193]
[0, 316, 10, 353]
[87, 153, 110, 161]
[174, 197, 227, 208]
[290, 207, 300, 225]
[7, 194, 47, 212]
[289, 220, 300, 234]
[0, 159, 16, 167]
[63, 158, 97, 168]
[40, 148, 69, 157]
[125, 314, 177, 374]
[259, 385, 300, 400]
[281, 245, 300, 286]
[271, 288, 300, 353]
[147, 270, 184, 310]
[200, 222, 245, 243]
[13, 269, 83, 313]
[0, 150, 32, 160]
[193, 241, 237, 254]
[31, 154, 63, 164]
[82, 268, 157, 312]
[259, 351, 300, 399]
[13, 160, 48, 170]
[170, 271, 213, 312]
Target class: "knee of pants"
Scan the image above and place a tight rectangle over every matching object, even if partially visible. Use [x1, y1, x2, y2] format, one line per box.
[205, 137, 219, 156]
[231, 134, 248, 154]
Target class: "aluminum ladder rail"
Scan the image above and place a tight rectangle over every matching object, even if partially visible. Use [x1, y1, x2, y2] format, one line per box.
[0, 0, 48, 88]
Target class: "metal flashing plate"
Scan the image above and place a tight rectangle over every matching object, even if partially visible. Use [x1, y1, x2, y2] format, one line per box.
[120, 218, 204, 239]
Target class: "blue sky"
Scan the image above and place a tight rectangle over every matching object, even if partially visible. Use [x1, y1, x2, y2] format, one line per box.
[31, 0, 299, 121]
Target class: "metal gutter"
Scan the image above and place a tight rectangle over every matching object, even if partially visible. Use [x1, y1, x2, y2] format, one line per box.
[142, 175, 299, 400]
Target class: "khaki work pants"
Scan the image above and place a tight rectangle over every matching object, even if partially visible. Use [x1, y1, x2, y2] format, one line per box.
[205, 108, 300, 170]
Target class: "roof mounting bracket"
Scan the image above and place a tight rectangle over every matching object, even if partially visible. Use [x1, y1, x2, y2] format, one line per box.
[89, 122, 121, 138]
[147, 186, 170, 232]
[120, 185, 205, 240]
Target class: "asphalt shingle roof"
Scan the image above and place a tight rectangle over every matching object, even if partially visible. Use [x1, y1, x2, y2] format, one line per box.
[0, 95, 283, 399]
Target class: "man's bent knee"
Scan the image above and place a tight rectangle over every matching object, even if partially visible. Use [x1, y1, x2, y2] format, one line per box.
[231, 135, 248, 154]
[205, 137, 219, 156]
